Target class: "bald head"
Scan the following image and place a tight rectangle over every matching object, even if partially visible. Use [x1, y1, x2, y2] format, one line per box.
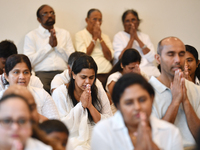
[157, 37, 185, 55]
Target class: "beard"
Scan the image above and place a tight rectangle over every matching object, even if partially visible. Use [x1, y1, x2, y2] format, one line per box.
[44, 18, 55, 26]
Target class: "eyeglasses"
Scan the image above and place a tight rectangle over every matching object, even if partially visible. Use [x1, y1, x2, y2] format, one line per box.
[41, 11, 55, 17]
[0, 118, 31, 129]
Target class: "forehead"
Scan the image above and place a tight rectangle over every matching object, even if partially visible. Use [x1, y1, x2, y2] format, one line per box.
[125, 13, 137, 20]
[40, 5, 54, 13]
[12, 62, 29, 70]
[161, 39, 185, 54]
[78, 68, 95, 75]
[89, 11, 102, 18]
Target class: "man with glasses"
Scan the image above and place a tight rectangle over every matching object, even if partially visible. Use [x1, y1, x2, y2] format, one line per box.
[24, 4, 75, 94]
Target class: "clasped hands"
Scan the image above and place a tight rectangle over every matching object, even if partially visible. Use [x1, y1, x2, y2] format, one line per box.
[49, 28, 57, 47]
[129, 23, 139, 41]
[92, 22, 102, 41]
[80, 84, 92, 109]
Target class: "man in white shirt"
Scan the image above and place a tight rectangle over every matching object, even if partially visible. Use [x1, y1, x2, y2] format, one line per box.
[24, 4, 75, 93]
[149, 36, 200, 149]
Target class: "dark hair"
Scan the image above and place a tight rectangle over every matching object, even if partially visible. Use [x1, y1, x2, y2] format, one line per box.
[36, 4, 52, 18]
[109, 49, 141, 75]
[87, 8, 101, 18]
[185, 45, 200, 81]
[0, 40, 17, 58]
[68, 55, 102, 123]
[112, 73, 155, 108]
[68, 52, 86, 68]
[122, 9, 141, 23]
[5, 54, 32, 76]
[39, 119, 69, 135]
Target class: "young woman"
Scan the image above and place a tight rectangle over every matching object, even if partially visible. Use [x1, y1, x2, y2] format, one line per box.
[1, 54, 59, 119]
[113, 9, 160, 77]
[91, 73, 183, 150]
[184, 45, 200, 85]
[52, 55, 112, 150]
[0, 94, 52, 150]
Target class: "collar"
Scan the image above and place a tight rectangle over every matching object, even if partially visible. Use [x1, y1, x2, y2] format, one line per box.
[149, 76, 169, 93]
[38, 24, 58, 34]
[112, 111, 127, 130]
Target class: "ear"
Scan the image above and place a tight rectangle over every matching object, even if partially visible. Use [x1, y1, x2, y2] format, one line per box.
[85, 17, 89, 24]
[72, 71, 76, 80]
[197, 60, 200, 67]
[155, 54, 161, 64]
[37, 17, 41, 23]
[120, 63, 124, 69]
[4, 71, 9, 83]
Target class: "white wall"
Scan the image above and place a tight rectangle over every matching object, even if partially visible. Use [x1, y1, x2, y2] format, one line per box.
[0, 0, 200, 55]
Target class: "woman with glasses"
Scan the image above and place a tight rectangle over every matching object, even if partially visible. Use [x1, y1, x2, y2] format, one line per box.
[0, 54, 59, 120]
[113, 9, 160, 78]
[0, 94, 52, 150]
[75, 8, 114, 87]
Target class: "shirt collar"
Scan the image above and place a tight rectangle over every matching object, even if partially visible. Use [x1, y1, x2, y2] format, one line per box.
[38, 24, 57, 34]
[149, 76, 169, 93]
[112, 111, 126, 130]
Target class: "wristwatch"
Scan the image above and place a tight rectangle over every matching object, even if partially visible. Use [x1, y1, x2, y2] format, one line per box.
[141, 45, 147, 50]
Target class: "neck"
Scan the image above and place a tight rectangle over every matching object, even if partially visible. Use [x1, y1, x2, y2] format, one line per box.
[191, 73, 196, 83]
[126, 124, 138, 135]
[41, 24, 54, 32]
[157, 73, 173, 88]
[86, 26, 93, 35]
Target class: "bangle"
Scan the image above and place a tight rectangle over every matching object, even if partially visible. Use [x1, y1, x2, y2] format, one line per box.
[100, 39, 103, 43]
[92, 39, 96, 45]
[141, 45, 147, 50]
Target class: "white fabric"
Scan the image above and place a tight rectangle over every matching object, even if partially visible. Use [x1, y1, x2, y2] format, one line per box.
[75, 28, 114, 74]
[52, 83, 112, 150]
[113, 31, 160, 77]
[25, 137, 52, 150]
[24, 25, 75, 72]
[0, 73, 43, 92]
[91, 111, 183, 150]
[195, 76, 199, 85]
[149, 76, 200, 147]
[0, 85, 60, 120]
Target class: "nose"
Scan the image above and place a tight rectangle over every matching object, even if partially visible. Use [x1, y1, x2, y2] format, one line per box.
[11, 122, 20, 130]
[134, 101, 141, 111]
[19, 73, 25, 79]
[174, 54, 181, 63]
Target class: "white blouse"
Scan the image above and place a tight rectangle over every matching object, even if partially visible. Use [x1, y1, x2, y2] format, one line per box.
[52, 83, 112, 150]
[25, 138, 52, 150]
[91, 111, 183, 150]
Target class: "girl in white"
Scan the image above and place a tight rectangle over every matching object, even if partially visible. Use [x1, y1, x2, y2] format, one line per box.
[52, 55, 112, 150]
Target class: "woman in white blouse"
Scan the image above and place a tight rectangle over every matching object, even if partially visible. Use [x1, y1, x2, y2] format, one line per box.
[91, 73, 183, 150]
[2, 54, 59, 120]
[113, 9, 160, 77]
[52, 55, 112, 150]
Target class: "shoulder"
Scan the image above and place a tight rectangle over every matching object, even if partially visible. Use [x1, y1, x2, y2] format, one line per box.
[108, 72, 122, 81]
[75, 29, 86, 36]
[52, 84, 68, 101]
[25, 138, 52, 150]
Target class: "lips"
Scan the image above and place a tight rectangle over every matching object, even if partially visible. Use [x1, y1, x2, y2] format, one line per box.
[11, 134, 20, 138]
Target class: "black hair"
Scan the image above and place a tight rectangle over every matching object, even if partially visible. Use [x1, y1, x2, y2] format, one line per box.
[0, 94, 31, 112]
[5, 54, 32, 76]
[185, 44, 200, 81]
[39, 119, 69, 136]
[122, 9, 141, 23]
[36, 4, 50, 18]
[68, 55, 102, 123]
[109, 49, 141, 75]
[112, 73, 155, 108]
[68, 52, 86, 68]
[87, 8, 101, 18]
[0, 40, 17, 58]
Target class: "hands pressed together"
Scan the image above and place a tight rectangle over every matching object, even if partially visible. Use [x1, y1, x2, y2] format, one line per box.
[49, 29, 57, 47]
[80, 84, 92, 109]
[92, 22, 102, 41]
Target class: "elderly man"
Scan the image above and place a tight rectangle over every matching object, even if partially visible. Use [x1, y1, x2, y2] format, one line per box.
[24, 4, 75, 93]
[149, 37, 200, 149]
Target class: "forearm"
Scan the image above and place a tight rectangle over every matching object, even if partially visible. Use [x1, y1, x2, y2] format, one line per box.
[162, 101, 180, 123]
[119, 38, 134, 59]
[88, 105, 101, 123]
[135, 38, 150, 55]
[86, 41, 95, 55]
[183, 99, 200, 141]
[100, 39, 112, 61]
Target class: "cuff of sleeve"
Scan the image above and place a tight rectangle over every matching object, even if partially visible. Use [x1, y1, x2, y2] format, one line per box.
[143, 50, 155, 62]
[45, 44, 53, 52]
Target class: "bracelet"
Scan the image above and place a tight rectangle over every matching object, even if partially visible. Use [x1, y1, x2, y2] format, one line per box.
[141, 45, 147, 50]
[100, 39, 103, 43]
[92, 39, 96, 45]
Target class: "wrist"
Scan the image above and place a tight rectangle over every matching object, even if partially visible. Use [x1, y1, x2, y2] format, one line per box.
[92, 39, 96, 45]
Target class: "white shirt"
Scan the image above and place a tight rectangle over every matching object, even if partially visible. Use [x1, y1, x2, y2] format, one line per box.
[0, 85, 60, 120]
[149, 76, 200, 147]
[52, 83, 112, 150]
[24, 25, 75, 72]
[113, 31, 160, 77]
[0, 73, 43, 92]
[25, 138, 52, 150]
[75, 28, 114, 74]
[91, 111, 183, 150]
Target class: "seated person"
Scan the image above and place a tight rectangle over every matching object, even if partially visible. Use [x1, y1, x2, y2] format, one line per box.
[1, 54, 59, 119]
[0, 93, 52, 150]
[39, 119, 69, 150]
[113, 9, 160, 77]
[91, 73, 183, 150]
[150, 37, 200, 148]
[75, 8, 114, 87]
[184, 45, 200, 85]
[52, 55, 112, 150]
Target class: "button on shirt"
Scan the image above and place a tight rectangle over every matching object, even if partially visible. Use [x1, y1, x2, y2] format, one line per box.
[149, 76, 200, 147]
[24, 25, 75, 72]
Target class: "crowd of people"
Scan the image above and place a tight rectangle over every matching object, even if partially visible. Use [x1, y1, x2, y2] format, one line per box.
[0, 4, 200, 150]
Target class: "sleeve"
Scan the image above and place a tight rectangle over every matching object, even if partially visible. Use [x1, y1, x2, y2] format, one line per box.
[113, 33, 125, 62]
[55, 30, 75, 62]
[170, 127, 184, 150]
[97, 84, 113, 119]
[50, 71, 69, 90]
[142, 34, 156, 63]
[23, 33, 53, 68]
[41, 89, 60, 119]
[75, 32, 87, 53]
[29, 75, 43, 89]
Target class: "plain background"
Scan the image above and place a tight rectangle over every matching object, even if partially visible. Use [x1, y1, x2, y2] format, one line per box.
[0, 0, 200, 55]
